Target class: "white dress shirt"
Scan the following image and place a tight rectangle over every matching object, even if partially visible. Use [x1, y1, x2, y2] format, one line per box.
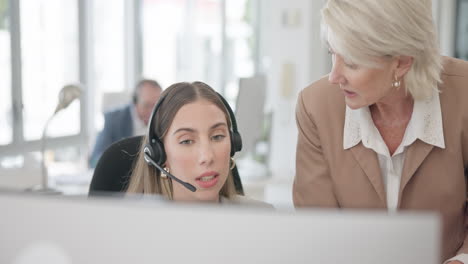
[130, 105, 147, 136]
[343, 92, 466, 263]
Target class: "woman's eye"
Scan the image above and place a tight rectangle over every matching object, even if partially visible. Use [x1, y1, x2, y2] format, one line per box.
[179, 139, 193, 145]
[345, 62, 358, 69]
[212, 135, 226, 141]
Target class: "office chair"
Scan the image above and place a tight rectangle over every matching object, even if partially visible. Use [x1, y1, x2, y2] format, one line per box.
[89, 136, 244, 196]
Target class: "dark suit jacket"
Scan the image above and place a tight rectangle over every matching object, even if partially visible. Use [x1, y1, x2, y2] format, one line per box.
[293, 57, 468, 261]
[90, 104, 133, 167]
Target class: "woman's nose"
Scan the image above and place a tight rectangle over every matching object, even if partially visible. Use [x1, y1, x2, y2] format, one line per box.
[198, 141, 215, 166]
[328, 56, 344, 85]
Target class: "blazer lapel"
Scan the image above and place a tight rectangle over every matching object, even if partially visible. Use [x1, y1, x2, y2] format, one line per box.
[398, 139, 433, 207]
[350, 143, 386, 205]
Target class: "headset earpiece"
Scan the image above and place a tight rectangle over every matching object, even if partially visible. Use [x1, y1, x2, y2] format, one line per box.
[144, 93, 168, 167]
[230, 131, 242, 157]
[143, 144, 154, 163]
[151, 139, 166, 165]
[215, 92, 242, 157]
[144, 138, 167, 166]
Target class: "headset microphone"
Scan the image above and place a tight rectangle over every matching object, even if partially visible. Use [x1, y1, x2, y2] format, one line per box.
[143, 150, 197, 192]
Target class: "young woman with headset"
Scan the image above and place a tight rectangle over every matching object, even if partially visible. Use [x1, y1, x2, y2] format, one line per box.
[127, 81, 271, 206]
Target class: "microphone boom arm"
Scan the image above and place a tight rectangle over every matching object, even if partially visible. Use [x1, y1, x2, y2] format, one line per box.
[144, 154, 197, 192]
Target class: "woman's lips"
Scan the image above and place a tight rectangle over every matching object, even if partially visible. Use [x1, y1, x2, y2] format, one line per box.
[195, 172, 219, 189]
[342, 89, 357, 97]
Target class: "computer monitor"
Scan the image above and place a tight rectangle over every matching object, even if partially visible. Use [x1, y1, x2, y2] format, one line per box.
[0, 192, 440, 264]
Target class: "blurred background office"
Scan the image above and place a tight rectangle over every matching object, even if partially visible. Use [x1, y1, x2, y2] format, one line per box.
[0, 0, 466, 207]
[88, 79, 161, 168]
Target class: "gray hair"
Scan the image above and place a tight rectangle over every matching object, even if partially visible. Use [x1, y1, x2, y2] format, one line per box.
[321, 0, 442, 100]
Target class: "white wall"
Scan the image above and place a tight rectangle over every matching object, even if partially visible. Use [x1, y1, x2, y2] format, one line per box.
[259, 0, 329, 180]
[436, 0, 456, 56]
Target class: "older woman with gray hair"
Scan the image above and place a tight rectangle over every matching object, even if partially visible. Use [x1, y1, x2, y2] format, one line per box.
[293, 0, 468, 263]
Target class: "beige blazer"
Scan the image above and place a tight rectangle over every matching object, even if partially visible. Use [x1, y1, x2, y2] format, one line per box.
[293, 57, 468, 261]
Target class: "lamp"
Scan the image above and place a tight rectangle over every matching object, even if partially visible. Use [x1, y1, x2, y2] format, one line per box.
[34, 84, 82, 193]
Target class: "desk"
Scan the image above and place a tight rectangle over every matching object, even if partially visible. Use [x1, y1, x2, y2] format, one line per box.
[0, 167, 92, 196]
[242, 175, 294, 209]
[51, 169, 93, 195]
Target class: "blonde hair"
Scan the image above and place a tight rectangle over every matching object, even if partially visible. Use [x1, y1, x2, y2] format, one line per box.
[321, 0, 442, 100]
[126, 82, 237, 199]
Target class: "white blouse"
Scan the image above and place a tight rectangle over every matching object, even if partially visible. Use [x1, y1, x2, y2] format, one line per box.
[342, 92, 468, 263]
[130, 105, 147, 136]
[343, 91, 445, 211]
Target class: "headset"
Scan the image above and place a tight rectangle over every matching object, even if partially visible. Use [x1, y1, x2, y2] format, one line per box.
[143, 86, 242, 192]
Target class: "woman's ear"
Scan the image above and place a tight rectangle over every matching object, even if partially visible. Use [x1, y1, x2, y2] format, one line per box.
[395, 55, 414, 78]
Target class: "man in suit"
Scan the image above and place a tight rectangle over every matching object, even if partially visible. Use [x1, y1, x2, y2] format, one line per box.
[90, 79, 162, 167]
